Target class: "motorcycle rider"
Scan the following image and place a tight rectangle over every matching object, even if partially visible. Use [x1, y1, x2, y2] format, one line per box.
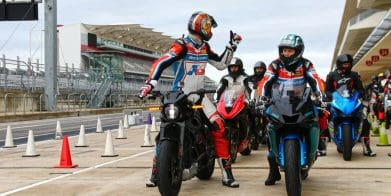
[318, 79, 329, 156]
[139, 11, 242, 188]
[215, 57, 252, 153]
[215, 57, 251, 103]
[325, 54, 376, 157]
[383, 70, 391, 129]
[257, 34, 324, 185]
[248, 61, 268, 147]
[249, 61, 267, 93]
[368, 75, 384, 120]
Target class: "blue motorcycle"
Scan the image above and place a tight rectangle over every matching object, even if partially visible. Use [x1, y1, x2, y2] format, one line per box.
[264, 86, 319, 196]
[329, 84, 362, 161]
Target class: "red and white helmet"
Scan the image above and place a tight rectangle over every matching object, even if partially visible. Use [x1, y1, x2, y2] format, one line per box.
[188, 11, 217, 41]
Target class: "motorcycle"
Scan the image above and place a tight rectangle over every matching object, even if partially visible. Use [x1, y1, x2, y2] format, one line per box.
[263, 86, 319, 196]
[329, 84, 362, 161]
[151, 89, 216, 196]
[217, 90, 252, 162]
[249, 99, 268, 150]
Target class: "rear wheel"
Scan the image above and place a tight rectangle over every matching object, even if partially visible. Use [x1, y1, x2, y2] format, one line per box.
[240, 146, 252, 155]
[284, 139, 301, 196]
[342, 124, 352, 161]
[196, 157, 215, 180]
[157, 141, 182, 196]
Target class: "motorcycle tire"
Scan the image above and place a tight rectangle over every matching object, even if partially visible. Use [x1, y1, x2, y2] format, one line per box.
[196, 157, 215, 180]
[284, 139, 302, 196]
[240, 146, 252, 156]
[157, 140, 182, 196]
[342, 124, 352, 161]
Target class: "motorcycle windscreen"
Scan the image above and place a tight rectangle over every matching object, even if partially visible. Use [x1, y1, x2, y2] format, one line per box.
[332, 85, 360, 115]
[269, 82, 312, 124]
[217, 90, 245, 119]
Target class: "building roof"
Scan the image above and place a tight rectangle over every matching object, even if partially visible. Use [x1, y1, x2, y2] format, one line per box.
[83, 23, 175, 54]
[332, 0, 391, 83]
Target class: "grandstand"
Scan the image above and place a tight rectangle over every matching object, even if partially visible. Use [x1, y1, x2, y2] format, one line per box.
[332, 0, 391, 84]
[0, 23, 218, 112]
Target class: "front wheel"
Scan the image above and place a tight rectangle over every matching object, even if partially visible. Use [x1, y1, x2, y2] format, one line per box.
[284, 139, 302, 196]
[157, 141, 182, 196]
[342, 124, 352, 161]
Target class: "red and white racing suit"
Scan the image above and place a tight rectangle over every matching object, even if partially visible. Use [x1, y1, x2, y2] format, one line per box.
[147, 35, 235, 158]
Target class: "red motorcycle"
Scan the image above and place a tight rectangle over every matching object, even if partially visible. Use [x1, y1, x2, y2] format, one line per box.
[217, 90, 252, 162]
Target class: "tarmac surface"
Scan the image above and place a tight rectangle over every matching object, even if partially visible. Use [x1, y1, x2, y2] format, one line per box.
[0, 124, 391, 196]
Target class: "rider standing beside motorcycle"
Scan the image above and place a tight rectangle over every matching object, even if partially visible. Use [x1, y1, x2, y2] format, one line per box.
[257, 34, 324, 185]
[139, 11, 242, 188]
[325, 54, 376, 157]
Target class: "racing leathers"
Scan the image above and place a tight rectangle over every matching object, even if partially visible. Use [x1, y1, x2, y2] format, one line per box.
[325, 70, 375, 156]
[144, 34, 240, 187]
[366, 80, 383, 119]
[258, 58, 324, 185]
[215, 74, 251, 103]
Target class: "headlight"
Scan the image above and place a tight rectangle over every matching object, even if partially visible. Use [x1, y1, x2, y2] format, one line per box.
[164, 104, 179, 120]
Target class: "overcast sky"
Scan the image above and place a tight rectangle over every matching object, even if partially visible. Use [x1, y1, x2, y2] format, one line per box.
[0, 0, 345, 81]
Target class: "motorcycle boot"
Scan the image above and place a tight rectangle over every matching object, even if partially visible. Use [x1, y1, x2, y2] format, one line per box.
[317, 137, 327, 156]
[146, 156, 158, 187]
[265, 154, 281, 185]
[361, 137, 376, 157]
[217, 158, 239, 188]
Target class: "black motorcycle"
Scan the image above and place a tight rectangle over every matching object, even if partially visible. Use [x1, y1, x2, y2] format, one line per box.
[151, 89, 216, 196]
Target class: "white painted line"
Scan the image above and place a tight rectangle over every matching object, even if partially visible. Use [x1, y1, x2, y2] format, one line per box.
[0, 149, 154, 196]
[0, 123, 119, 142]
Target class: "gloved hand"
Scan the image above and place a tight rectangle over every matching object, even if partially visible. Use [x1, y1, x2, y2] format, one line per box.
[312, 92, 324, 106]
[138, 80, 156, 98]
[229, 30, 242, 51]
[255, 96, 269, 115]
[260, 96, 270, 104]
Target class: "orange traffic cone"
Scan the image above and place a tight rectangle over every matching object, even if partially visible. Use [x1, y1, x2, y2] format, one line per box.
[54, 136, 78, 168]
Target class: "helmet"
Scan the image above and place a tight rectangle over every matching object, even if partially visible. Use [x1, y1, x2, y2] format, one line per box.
[228, 57, 243, 78]
[253, 61, 266, 76]
[336, 54, 353, 74]
[278, 34, 305, 66]
[188, 11, 217, 41]
[378, 72, 385, 78]
[385, 69, 391, 79]
[371, 75, 378, 82]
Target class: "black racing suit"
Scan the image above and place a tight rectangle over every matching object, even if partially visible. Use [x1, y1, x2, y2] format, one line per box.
[325, 70, 373, 154]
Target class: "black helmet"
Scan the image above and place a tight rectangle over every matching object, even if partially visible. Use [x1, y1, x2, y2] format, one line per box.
[371, 75, 378, 82]
[278, 34, 305, 66]
[336, 54, 353, 74]
[228, 57, 244, 78]
[253, 61, 266, 76]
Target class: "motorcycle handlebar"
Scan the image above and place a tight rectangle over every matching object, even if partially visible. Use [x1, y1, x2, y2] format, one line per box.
[147, 89, 216, 99]
[188, 89, 216, 96]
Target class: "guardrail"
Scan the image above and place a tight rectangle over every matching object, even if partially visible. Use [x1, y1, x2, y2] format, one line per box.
[0, 92, 160, 115]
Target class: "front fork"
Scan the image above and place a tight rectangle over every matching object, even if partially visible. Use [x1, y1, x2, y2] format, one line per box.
[159, 122, 186, 170]
[333, 122, 359, 146]
[268, 121, 319, 169]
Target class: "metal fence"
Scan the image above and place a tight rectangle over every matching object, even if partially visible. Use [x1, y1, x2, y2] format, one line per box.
[0, 55, 163, 115]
